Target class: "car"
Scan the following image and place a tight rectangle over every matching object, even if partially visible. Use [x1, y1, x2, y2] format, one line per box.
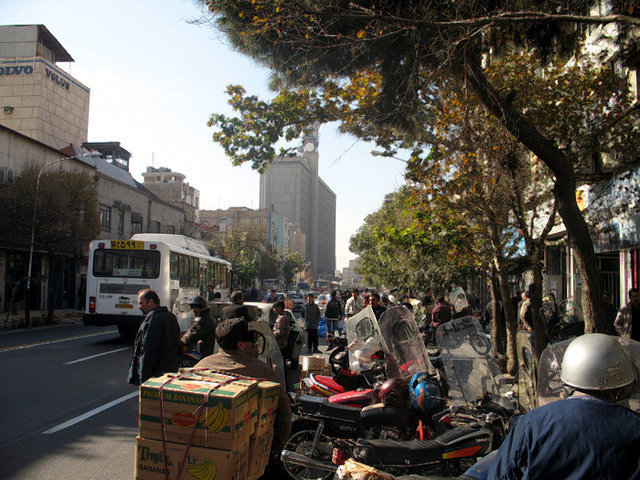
[244, 302, 305, 370]
[289, 292, 304, 312]
[315, 293, 329, 314]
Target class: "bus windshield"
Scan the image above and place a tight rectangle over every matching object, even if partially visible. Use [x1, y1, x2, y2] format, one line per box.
[92, 249, 160, 279]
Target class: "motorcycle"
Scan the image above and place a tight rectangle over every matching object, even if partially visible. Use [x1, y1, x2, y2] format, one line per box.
[281, 307, 495, 479]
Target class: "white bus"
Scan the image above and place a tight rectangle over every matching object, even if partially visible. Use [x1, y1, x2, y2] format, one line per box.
[83, 234, 232, 340]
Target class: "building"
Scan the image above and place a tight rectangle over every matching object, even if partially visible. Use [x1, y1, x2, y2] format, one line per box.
[0, 25, 89, 149]
[142, 166, 200, 233]
[0, 25, 194, 315]
[199, 207, 306, 258]
[341, 257, 363, 288]
[259, 126, 336, 278]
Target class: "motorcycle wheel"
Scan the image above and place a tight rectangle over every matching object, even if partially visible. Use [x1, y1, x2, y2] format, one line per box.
[281, 427, 334, 480]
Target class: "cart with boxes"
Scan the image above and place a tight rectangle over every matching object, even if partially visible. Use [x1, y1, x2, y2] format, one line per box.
[134, 368, 280, 480]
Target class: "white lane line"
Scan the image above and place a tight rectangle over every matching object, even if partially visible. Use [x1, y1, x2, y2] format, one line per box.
[64, 347, 129, 364]
[42, 391, 139, 434]
[0, 329, 118, 352]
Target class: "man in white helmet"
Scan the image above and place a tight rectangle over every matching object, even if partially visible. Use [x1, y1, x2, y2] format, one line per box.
[489, 334, 640, 479]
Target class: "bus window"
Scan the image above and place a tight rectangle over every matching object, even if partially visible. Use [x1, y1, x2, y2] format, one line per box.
[190, 257, 198, 287]
[92, 250, 160, 278]
[179, 254, 189, 285]
[170, 252, 179, 280]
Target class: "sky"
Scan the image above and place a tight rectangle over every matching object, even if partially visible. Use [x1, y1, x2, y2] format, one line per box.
[4, 0, 408, 271]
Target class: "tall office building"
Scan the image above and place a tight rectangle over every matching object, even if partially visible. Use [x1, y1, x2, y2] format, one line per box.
[259, 127, 336, 278]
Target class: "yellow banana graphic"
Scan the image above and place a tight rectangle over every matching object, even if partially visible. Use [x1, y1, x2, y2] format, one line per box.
[186, 458, 217, 480]
[204, 403, 228, 433]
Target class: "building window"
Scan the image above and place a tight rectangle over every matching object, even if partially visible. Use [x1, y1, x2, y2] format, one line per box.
[166, 225, 175, 234]
[131, 221, 143, 234]
[98, 204, 111, 232]
[117, 211, 124, 236]
[152, 221, 161, 233]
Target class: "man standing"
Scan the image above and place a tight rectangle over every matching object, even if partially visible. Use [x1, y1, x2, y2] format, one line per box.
[431, 296, 452, 327]
[205, 284, 216, 301]
[180, 295, 216, 358]
[325, 290, 344, 335]
[368, 293, 386, 320]
[615, 288, 640, 340]
[128, 289, 180, 386]
[221, 290, 253, 322]
[345, 288, 364, 318]
[301, 293, 321, 354]
[195, 318, 292, 479]
[272, 300, 290, 385]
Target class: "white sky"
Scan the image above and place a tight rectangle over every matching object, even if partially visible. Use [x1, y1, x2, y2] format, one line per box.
[4, 0, 408, 271]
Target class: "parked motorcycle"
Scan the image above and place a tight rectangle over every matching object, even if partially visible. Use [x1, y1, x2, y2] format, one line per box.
[281, 307, 495, 479]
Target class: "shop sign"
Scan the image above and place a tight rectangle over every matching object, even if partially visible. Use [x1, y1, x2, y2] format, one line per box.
[0, 65, 34, 75]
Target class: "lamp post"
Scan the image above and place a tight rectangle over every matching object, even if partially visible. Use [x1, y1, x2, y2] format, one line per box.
[24, 152, 98, 328]
[370, 150, 409, 163]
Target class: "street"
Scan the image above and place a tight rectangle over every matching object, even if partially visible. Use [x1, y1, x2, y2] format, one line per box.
[0, 323, 143, 480]
[0, 317, 311, 480]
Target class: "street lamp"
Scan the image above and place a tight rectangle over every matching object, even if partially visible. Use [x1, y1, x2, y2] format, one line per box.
[24, 152, 99, 328]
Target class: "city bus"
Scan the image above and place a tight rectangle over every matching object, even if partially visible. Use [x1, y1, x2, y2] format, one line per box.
[83, 234, 232, 340]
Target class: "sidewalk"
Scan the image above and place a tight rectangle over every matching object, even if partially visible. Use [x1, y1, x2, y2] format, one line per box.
[1, 309, 84, 331]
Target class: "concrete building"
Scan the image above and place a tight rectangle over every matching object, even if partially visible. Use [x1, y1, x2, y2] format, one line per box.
[199, 207, 306, 259]
[0, 25, 90, 149]
[0, 25, 194, 314]
[142, 166, 200, 232]
[341, 258, 363, 288]
[259, 126, 336, 278]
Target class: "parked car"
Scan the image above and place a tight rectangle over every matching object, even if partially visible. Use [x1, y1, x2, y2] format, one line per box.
[315, 293, 329, 314]
[289, 292, 304, 312]
[244, 302, 305, 369]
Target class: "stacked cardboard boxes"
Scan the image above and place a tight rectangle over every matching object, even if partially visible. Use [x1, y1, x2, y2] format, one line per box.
[134, 369, 279, 480]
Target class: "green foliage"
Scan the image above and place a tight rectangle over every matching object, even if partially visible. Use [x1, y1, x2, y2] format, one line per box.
[209, 228, 270, 288]
[281, 252, 306, 289]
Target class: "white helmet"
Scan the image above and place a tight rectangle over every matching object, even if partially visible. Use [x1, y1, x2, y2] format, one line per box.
[561, 334, 635, 391]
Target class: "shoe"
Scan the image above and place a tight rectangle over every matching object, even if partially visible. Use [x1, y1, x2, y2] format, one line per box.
[313, 349, 322, 354]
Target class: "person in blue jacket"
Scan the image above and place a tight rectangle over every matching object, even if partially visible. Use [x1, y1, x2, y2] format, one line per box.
[488, 334, 640, 480]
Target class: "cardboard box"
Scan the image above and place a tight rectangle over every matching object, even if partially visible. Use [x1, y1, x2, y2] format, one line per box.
[301, 354, 326, 371]
[247, 429, 274, 480]
[139, 370, 258, 450]
[256, 380, 279, 436]
[135, 436, 248, 480]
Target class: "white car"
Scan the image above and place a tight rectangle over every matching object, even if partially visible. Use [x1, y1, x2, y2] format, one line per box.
[315, 293, 329, 314]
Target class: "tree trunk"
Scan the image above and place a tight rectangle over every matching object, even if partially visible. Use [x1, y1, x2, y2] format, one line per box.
[489, 263, 505, 358]
[467, 62, 606, 333]
[495, 256, 518, 375]
[47, 256, 62, 325]
[530, 248, 547, 359]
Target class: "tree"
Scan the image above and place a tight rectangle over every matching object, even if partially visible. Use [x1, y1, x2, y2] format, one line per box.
[196, 0, 640, 333]
[209, 228, 269, 288]
[0, 166, 99, 322]
[281, 252, 306, 290]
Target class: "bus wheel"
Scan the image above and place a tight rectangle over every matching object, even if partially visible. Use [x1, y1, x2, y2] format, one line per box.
[118, 324, 138, 342]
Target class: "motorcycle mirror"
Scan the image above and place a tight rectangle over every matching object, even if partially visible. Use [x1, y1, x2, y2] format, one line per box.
[254, 331, 266, 356]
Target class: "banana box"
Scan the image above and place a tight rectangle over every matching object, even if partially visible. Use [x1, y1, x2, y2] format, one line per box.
[301, 354, 326, 371]
[139, 371, 258, 450]
[135, 436, 248, 480]
[247, 429, 274, 480]
[255, 380, 279, 436]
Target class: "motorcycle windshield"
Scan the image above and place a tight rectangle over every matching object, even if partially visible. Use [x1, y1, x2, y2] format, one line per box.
[378, 306, 435, 381]
[345, 305, 385, 373]
[436, 316, 511, 407]
[537, 337, 640, 412]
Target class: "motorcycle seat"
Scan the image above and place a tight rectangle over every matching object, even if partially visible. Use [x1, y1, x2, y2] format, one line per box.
[353, 437, 445, 466]
[318, 401, 362, 423]
[328, 388, 376, 408]
[296, 394, 326, 415]
[312, 374, 346, 394]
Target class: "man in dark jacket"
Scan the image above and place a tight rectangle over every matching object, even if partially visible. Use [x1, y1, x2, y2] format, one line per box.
[128, 289, 180, 386]
[180, 295, 217, 358]
[301, 293, 321, 353]
[325, 290, 344, 336]
[221, 290, 252, 322]
[196, 318, 292, 479]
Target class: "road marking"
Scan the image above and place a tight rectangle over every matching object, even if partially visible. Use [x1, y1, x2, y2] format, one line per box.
[42, 391, 139, 434]
[0, 330, 118, 353]
[64, 347, 129, 364]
